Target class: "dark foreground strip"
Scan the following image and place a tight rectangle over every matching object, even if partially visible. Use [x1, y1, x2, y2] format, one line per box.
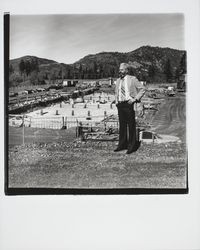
[5, 187, 188, 196]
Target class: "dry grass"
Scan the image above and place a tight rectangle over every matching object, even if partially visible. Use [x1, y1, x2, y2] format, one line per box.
[8, 139, 187, 189]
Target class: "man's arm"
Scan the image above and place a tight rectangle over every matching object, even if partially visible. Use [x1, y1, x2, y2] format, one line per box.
[128, 76, 146, 104]
[135, 78, 146, 101]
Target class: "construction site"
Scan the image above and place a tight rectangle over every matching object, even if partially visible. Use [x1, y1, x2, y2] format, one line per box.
[8, 81, 182, 143]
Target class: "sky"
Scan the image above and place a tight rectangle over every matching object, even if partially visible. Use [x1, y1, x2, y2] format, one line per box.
[10, 14, 185, 64]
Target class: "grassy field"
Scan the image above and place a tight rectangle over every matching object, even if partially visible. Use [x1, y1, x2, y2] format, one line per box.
[8, 139, 187, 189]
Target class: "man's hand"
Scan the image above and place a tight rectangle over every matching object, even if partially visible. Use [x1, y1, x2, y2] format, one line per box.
[127, 98, 136, 104]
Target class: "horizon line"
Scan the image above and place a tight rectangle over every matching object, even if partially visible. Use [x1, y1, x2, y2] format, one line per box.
[9, 45, 186, 64]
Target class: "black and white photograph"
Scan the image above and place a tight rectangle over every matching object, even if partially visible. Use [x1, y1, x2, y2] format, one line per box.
[6, 13, 188, 193]
[1, 0, 200, 249]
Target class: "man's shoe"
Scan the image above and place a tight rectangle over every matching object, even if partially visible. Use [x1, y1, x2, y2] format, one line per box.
[114, 147, 126, 152]
[126, 149, 137, 154]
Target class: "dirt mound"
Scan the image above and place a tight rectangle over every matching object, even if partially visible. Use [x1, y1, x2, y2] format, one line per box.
[150, 95, 186, 141]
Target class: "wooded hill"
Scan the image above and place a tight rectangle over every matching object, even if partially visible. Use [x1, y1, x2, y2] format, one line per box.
[9, 45, 186, 87]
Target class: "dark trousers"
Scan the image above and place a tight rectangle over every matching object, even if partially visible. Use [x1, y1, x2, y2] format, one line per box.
[117, 102, 137, 151]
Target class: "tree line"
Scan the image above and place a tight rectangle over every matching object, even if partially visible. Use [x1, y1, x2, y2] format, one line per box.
[9, 52, 186, 87]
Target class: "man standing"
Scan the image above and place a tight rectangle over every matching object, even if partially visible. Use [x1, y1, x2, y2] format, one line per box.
[114, 63, 146, 154]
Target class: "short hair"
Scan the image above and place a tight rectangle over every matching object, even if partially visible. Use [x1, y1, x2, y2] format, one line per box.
[119, 63, 129, 71]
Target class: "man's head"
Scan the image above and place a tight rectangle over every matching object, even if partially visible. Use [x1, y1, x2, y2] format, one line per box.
[119, 63, 129, 79]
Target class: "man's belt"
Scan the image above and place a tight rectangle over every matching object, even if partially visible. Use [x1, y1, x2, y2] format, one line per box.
[118, 100, 129, 104]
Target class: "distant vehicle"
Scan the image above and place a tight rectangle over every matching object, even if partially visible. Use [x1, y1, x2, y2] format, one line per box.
[167, 89, 176, 97]
[167, 86, 174, 91]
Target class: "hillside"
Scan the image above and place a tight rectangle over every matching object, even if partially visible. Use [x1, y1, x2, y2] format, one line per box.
[9, 46, 186, 87]
[77, 46, 183, 70]
[74, 46, 186, 81]
[10, 55, 58, 71]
